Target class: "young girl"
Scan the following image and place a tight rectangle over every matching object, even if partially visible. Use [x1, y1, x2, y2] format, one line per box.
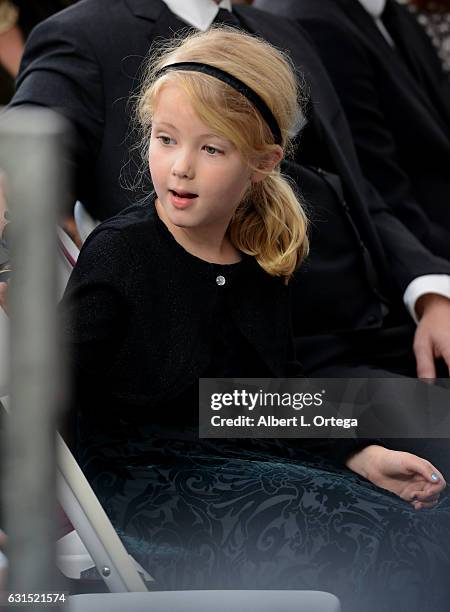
[62, 27, 449, 612]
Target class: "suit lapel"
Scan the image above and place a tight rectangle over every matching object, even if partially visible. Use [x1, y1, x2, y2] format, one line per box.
[235, 10, 365, 199]
[382, 0, 450, 131]
[124, 0, 197, 47]
[123, 0, 165, 21]
[337, 0, 449, 133]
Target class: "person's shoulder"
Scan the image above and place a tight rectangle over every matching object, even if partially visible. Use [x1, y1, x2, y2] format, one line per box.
[235, 3, 345, 62]
[89, 202, 156, 241]
[47, 0, 118, 20]
[83, 201, 162, 262]
[29, 0, 127, 35]
[235, 3, 302, 34]
[252, 0, 340, 22]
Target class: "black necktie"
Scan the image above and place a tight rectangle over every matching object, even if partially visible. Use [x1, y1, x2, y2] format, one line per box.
[214, 8, 242, 28]
[380, 1, 424, 85]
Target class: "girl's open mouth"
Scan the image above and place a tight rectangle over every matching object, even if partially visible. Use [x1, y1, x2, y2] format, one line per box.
[169, 189, 198, 208]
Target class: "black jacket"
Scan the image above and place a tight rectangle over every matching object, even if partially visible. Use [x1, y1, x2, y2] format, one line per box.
[257, 0, 450, 260]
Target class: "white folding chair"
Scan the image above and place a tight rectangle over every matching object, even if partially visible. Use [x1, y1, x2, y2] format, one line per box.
[66, 590, 341, 612]
[56, 432, 152, 591]
[0, 307, 8, 398]
[73, 201, 99, 244]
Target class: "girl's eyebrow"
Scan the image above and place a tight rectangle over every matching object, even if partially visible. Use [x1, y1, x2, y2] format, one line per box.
[153, 120, 178, 131]
[153, 120, 228, 142]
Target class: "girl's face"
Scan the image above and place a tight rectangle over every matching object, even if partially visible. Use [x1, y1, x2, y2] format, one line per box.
[148, 83, 255, 236]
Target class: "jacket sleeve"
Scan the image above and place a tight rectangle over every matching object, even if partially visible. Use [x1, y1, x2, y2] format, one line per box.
[9, 8, 104, 206]
[360, 177, 450, 294]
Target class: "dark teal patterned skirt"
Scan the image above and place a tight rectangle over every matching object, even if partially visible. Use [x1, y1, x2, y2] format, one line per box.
[79, 432, 450, 612]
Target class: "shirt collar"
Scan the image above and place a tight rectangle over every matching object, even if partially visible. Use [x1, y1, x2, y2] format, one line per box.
[161, 0, 232, 31]
[357, 0, 386, 18]
[357, 0, 395, 46]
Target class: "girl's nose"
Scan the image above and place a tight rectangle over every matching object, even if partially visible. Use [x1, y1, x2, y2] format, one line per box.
[171, 153, 194, 179]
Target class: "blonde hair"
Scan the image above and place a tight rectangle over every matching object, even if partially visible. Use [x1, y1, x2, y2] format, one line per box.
[137, 27, 309, 282]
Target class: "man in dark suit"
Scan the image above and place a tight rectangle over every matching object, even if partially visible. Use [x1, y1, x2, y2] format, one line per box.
[7, 0, 450, 382]
[256, 0, 450, 262]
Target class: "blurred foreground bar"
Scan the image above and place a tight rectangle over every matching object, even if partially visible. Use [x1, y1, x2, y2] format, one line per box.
[0, 107, 69, 610]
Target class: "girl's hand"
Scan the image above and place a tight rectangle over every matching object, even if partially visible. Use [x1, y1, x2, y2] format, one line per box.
[346, 444, 446, 510]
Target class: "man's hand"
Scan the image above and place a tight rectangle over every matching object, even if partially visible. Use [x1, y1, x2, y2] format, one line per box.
[346, 444, 446, 510]
[413, 293, 450, 379]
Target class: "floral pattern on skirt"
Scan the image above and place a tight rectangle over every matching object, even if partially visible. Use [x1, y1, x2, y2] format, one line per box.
[79, 434, 450, 612]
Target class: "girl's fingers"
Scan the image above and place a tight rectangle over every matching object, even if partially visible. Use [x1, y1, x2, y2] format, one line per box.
[412, 499, 439, 510]
[428, 468, 446, 487]
[411, 491, 440, 503]
[410, 488, 441, 510]
[405, 456, 445, 487]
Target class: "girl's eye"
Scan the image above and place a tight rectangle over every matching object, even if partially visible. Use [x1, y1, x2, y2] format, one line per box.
[157, 135, 174, 145]
[203, 145, 223, 156]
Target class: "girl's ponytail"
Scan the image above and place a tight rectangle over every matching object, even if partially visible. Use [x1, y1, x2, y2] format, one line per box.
[230, 171, 309, 283]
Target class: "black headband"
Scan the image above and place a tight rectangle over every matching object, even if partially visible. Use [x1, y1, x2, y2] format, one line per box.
[154, 61, 282, 145]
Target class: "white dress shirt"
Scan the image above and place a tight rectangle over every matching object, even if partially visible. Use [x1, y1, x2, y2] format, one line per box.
[162, 0, 232, 31]
[163, 0, 450, 321]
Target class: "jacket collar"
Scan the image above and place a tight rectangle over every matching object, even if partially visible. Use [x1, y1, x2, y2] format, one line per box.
[162, 0, 232, 31]
[124, 0, 231, 27]
[123, 0, 166, 21]
[357, 0, 386, 18]
[123, 0, 195, 56]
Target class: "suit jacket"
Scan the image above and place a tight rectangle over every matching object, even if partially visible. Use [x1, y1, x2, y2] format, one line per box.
[256, 0, 450, 260]
[9, 0, 450, 346]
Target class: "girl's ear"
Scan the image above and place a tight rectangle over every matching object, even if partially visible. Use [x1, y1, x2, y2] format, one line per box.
[250, 145, 284, 183]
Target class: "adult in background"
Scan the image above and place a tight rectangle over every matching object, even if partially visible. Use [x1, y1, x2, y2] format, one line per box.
[0, 0, 80, 244]
[256, 0, 450, 262]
